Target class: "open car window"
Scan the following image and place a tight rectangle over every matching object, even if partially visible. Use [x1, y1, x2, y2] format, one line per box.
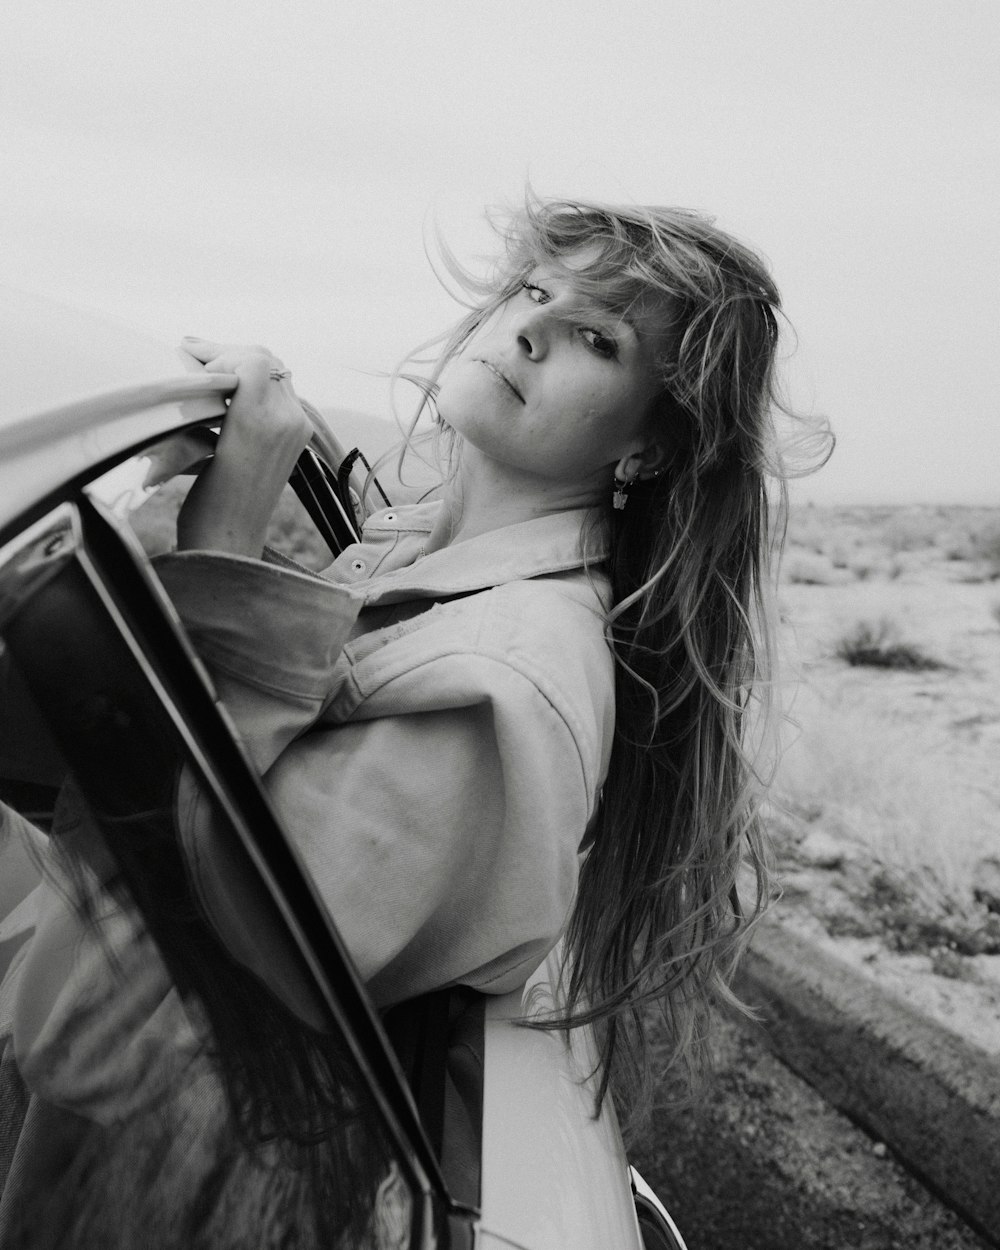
[0, 457, 442, 1248]
[100, 426, 343, 571]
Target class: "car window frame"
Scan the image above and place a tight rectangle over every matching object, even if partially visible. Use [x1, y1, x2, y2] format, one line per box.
[0, 404, 473, 1246]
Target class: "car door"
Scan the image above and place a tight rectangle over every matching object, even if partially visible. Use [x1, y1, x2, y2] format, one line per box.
[0, 419, 464, 1249]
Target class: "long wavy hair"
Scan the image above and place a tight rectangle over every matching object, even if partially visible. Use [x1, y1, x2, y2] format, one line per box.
[392, 195, 833, 1130]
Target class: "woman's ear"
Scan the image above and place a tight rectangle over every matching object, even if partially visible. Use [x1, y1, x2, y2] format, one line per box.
[614, 437, 669, 483]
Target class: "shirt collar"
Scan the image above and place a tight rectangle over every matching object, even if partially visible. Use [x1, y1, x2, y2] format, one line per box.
[336, 501, 609, 606]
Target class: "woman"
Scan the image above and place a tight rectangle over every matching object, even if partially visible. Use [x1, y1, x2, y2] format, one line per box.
[163, 195, 831, 1125]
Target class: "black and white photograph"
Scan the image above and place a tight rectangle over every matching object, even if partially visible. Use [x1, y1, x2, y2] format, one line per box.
[1, 3, 997, 1247]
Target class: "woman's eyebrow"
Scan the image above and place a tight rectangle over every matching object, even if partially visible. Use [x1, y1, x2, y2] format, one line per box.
[528, 267, 641, 336]
[567, 289, 640, 332]
[592, 301, 640, 338]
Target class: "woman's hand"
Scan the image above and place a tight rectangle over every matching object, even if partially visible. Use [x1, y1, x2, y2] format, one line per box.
[177, 339, 315, 557]
[181, 338, 313, 457]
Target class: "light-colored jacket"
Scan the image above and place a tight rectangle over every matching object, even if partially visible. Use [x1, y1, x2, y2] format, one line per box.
[157, 502, 616, 1005]
[4, 503, 616, 1129]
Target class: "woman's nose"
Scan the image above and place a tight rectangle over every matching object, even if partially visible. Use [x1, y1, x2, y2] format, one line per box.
[508, 305, 550, 359]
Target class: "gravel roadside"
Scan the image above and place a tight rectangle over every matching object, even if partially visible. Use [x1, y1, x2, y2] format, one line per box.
[632, 1011, 991, 1250]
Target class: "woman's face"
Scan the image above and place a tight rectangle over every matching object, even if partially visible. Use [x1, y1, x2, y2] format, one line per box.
[436, 260, 666, 488]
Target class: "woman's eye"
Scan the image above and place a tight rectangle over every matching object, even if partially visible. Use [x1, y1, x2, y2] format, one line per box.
[580, 327, 618, 359]
[521, 281, 550, 304]
[518, 283, 617, 358]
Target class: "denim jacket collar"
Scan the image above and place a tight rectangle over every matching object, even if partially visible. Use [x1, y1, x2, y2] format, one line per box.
[334, 501, 609, 606]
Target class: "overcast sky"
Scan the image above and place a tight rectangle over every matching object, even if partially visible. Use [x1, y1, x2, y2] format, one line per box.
[2, 0, 997, 504]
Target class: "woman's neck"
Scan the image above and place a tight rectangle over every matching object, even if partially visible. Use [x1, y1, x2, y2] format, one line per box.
[422, 444, 605, 556]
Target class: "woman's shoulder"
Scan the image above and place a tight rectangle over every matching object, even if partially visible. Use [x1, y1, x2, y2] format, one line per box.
[405, 562, 610, 648]
[490, 564, 611, 613]
[344, 568, 614, 715]
[475, 569, 610, 654]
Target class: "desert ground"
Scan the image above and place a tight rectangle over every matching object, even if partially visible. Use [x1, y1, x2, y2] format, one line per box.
[767, 503, 1000, 1053]
[633, 503, 1000, 1249]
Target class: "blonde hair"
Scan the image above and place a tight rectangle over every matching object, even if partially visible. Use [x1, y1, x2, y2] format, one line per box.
[398, 194, 833, 1131]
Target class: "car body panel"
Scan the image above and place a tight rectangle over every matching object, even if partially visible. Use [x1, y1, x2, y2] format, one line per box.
[1, 288, 213, 425]
[0, 289, 233, 530]
[479, 948, 642, 1249]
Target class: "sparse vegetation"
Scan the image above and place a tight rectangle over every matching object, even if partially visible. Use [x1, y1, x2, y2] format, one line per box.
[783, 552, 840, 586]
[883, 511, 943, 555]
[857, 867, 1000, 958]
[776, 832, 1000, 976]
[834, 619, 945, 671]
[784, 503, 1000, 581]
[771, 673, 998, 936]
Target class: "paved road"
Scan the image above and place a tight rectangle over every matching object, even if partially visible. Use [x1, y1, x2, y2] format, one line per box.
[632, 1012, 992, 1250]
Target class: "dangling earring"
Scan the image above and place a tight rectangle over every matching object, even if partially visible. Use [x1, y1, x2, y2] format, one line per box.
[612, 472, 637, 510]
[612, 467, 666, 510]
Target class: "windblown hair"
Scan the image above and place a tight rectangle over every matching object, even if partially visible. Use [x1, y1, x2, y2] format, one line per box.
[398, 195, 833, 1131]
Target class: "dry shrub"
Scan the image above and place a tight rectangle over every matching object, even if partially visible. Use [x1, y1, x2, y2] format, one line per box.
[782, 552, 837, 586]
[834, 619, 945, 671]
[781, 551, 858, 587]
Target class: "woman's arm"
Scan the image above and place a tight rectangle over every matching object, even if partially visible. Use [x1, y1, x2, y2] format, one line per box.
[187, 641, 596, 1008]
[176, 340, 314, 558]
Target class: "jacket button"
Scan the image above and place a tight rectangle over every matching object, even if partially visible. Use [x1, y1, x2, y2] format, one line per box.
[350, 559, 366, 573]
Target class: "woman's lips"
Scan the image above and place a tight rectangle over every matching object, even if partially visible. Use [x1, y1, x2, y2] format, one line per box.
[478, 358, 524, 402]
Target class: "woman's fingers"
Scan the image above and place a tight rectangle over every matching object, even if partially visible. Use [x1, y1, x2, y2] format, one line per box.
[180, 336, 221, 364]
[180, 338, 287, 377]
[178, 337, 309, 444]
[180, 340, 312, 448]
[174, 339, 314, 557]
